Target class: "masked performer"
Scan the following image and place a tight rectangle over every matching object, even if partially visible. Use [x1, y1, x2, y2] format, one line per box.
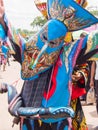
[0, 0, 98, 130]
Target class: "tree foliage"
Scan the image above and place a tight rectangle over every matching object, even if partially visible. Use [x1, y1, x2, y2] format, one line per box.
[16, 7, 98, 39]
[90, 10, 98, 16]
[30, 16, 47, 28]
[17, 28, 36, 40]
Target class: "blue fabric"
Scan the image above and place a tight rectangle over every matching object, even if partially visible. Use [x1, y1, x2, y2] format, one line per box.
[0, 24, 6, 40]
[81, 35, 88, 49]
[42, 53, 70, 123]
[22, 124, 28, 130]
[2, 45, 8, 58]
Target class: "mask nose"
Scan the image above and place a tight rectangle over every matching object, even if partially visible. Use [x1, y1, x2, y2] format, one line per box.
[29, 42, 49, 69]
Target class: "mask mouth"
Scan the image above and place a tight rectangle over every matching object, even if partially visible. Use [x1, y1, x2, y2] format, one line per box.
[29, 42, 49, 69]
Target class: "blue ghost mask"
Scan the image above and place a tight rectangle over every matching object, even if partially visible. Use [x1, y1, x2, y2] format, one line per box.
[21, 19, 67, 80]
[21, 0, 98, 80]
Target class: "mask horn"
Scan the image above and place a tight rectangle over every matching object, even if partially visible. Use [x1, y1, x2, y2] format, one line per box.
[47, 0, 98, 31]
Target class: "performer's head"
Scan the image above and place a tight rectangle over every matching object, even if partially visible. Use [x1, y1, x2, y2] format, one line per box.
[29, 0, 98, 67]
[23, 0, 98, 79]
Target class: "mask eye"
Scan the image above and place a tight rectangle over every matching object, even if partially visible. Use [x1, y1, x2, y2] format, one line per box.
[40, 32, 48, 42]
[42, 33, 47, 41]
[50, 41, 55, 45]
[49, 41, 57, 48]
[43, 35, 47, 41]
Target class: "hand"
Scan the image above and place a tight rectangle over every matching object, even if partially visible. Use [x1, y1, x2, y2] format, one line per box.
[72, 72, 82, 81]
[90, 79, 94, 88]
[0, 83, 8, 93]
[0, 0, 5, 19]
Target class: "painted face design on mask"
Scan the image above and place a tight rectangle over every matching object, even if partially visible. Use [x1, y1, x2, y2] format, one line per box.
[21, 0, 98, 80]
[21, 19, 67, 80]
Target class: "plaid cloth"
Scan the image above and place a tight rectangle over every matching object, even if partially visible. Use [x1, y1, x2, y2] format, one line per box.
[21, 68, 52, 107]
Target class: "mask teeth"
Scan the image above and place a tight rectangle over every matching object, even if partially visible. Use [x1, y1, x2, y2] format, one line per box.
[29, 42, 49, 69]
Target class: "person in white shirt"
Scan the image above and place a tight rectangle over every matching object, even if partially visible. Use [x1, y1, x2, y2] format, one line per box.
[90, 61, 98, 113]
[95, 61, 98, 113]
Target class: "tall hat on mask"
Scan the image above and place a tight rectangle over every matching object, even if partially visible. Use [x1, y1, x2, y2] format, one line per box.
[34, 0, 88, 43]
[21, 0, 98, 80]
[47, 0, 98, 31]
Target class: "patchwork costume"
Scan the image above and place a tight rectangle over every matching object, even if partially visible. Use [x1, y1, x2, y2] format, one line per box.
[0, 0, 98, 130]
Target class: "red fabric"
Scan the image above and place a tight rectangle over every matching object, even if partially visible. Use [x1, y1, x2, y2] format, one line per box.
[71, 70, 87, 100]
[71, 84, 86, 100]
[43, 58, 60, 100]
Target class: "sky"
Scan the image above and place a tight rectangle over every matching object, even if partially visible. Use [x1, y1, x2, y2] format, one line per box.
[3, 0, 41, 30]
[87, 0, 98, 6]
[3, 0, 98, 30]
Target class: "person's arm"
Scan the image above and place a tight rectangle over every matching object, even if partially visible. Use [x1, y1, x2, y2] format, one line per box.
[0, 0, 24, 63]
[72, 63, 89, 88]
[90, 61, 96, 88]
